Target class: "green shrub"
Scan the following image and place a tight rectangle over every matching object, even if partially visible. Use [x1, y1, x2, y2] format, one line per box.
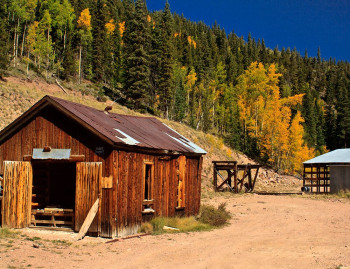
[198, 202, 231, 227]
[147, 216, 211, 234]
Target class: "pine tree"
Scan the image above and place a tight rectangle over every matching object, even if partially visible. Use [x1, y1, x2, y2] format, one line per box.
[173, 64, 187, 122]
[157, 1, 174, 118]
[91, 0, 107, 81]
[0, 0, 9, 79]
[302, 87, 317, 148]
[336, 76, 350, 148]
[123, 0, 152, 111]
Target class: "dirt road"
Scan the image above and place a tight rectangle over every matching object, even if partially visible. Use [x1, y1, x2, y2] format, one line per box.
[1, 194, 349, 269]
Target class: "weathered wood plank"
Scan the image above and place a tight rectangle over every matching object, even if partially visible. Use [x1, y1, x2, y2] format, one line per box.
[2, 161, 32, 228]
[76, 198, 100, 240]
[75, 162, 102, 234]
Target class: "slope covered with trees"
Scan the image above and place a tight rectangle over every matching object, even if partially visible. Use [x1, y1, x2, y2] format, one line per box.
[1, 0, 349, 173]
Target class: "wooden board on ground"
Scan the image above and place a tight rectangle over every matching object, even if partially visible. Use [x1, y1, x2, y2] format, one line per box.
[75, 198, 99, 241]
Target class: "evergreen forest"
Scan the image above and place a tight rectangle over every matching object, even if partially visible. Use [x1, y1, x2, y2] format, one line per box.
[1, 0, 350, 174]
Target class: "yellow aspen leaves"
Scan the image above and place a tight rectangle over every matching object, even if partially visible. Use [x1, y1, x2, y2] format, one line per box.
[187, 36, 197, 48]
[119, 21, 125, 37]
[237, 62, 314, 173]
[105, 19, 116, 35]
[77, 8, 91, 31]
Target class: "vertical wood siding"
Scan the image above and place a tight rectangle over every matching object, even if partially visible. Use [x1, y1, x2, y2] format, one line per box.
[0, 106, 203, 237]
[114, 152, 202, 237]
[2, 161, 33, 228]
[75, 162, 102, 234]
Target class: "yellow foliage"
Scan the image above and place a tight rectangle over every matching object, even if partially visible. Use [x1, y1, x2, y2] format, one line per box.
[187, 36, 197, 48]
[147, 15, 152, 23]
[281, 94, 304, 107]
[26, 21, 39, 51]
[174, 32, 180, 37]
[286, 112, 315, 173]
[119, 21, 125, 37]
[105, 19, 116, 35]
[77, 8, 91, 31]
[226, 148, 233, 158]
[186, 69, 197, 88]
[237, 62, 313, 173]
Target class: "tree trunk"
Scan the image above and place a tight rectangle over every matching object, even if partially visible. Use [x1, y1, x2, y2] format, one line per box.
[79, 45, 82, 84]
[63, 25, 67, 50]
[20, 23, 27, 57]
[13, 23, 17, 67]
[15, 18, 20, 59]
[26, 51, 29, 76]
[46, 29, 50, 79]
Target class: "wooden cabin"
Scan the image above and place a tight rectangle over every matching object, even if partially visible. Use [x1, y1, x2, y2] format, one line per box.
[0, 96, 206, 237]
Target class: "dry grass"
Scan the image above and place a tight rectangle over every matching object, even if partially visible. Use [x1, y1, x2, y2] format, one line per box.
[198, 202, 231, 227]
[0, 228, 20, 239]
[142, 216, 211, 235]
[301, 190, 350, 202]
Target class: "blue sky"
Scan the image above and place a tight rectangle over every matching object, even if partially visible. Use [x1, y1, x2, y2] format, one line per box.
[146, 0, 350, 62]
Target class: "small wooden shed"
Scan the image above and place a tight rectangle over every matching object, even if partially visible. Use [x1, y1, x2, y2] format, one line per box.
[303, 149, 350, 194]
[0, 95, 206, 237]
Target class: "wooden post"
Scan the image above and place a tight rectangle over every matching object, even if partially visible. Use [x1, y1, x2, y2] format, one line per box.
[213, 164, 217, 191]
[233, 162, 238, 193]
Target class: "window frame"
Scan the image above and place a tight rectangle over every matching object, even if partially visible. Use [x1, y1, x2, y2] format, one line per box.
[142, 161, 154, 213]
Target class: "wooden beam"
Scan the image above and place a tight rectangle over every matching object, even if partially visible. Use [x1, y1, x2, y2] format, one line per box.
[23, 154, 85, 162]
[76, 198, 100, 241]
[23, 155, 32, 161]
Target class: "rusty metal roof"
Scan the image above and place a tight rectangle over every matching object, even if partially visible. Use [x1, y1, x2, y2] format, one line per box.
[0, 95, 206, 155]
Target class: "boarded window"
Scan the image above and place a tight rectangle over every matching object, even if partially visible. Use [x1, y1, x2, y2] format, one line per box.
[176, 156, 186, 209]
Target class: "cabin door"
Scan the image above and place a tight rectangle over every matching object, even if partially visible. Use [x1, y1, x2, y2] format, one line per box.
[1, 161, 33, 228]
[75, 162, 102, 235]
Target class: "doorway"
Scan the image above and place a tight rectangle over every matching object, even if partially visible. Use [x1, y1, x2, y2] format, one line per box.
[31, 161, 76, 229]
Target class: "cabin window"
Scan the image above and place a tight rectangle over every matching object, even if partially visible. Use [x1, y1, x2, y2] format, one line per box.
[142, 161, 154, 213]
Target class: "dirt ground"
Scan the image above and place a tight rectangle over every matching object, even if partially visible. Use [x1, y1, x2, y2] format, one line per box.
[1, 194, 349, 269]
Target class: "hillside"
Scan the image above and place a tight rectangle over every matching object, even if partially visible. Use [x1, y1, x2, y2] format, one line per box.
[1, 0, 350, 175]
[0, 74, 301, 194]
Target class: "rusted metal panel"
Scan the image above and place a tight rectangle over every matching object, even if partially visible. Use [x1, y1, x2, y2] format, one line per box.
[2, 161, 33, 228]
[32, 148, 71, 159]
[0, 96, 207, 155]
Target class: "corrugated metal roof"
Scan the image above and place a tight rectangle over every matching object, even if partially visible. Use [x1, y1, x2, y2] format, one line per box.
[303, 149, 350, 164]
[45, 96, 206, 155]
